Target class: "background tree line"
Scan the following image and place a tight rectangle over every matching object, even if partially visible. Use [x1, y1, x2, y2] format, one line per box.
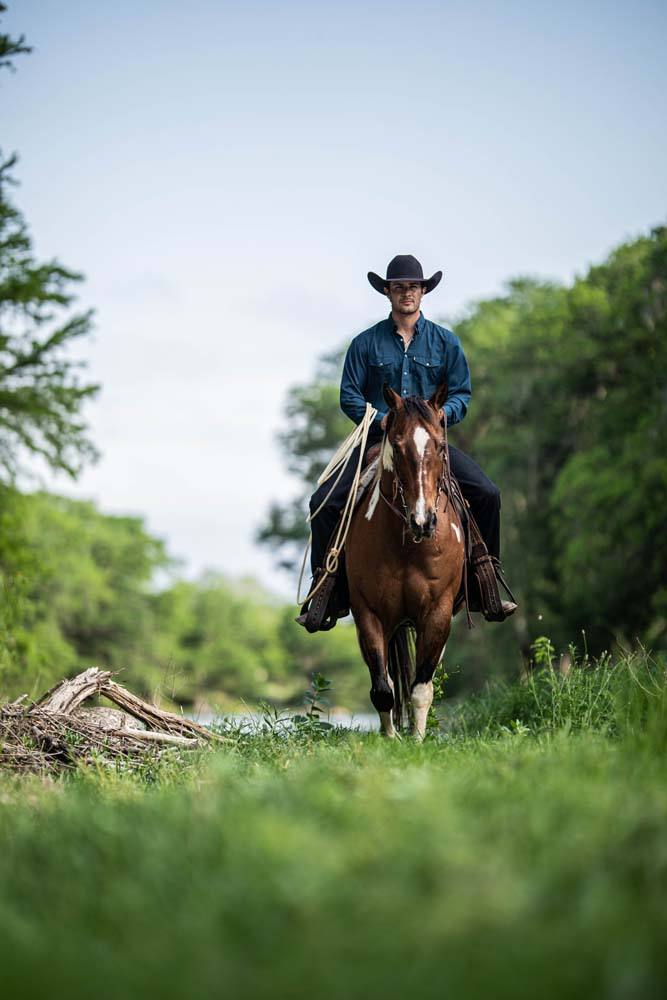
[259, 227, 667, 692]
[0, 489, 366, 708]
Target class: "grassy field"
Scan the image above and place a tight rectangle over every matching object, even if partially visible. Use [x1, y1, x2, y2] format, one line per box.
[1, 648, 667, 1000]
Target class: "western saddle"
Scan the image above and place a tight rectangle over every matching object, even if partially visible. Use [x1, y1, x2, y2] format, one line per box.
[296, 443, 517, 633]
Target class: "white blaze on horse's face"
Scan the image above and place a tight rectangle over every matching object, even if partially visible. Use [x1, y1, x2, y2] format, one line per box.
[413, 426, 430, 527]
[387, 414, 440, 541]
[413, 426, 429, 457]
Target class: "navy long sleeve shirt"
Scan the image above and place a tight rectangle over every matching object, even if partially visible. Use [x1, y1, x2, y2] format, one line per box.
[340, 312, 472, 430]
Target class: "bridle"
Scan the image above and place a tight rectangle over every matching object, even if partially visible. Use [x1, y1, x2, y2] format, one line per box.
[378, 416, 454, 543]
[372, 406, 474, 626]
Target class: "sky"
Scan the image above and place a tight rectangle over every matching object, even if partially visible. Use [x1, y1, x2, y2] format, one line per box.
[3, 0, 666, 598]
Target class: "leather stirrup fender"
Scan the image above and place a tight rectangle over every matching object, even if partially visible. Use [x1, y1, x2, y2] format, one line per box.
[303, 571, 339, 633]
[471, 542, 505, 622]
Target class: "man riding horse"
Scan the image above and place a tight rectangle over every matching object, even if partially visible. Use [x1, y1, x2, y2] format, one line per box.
[296, 253, 517, 632]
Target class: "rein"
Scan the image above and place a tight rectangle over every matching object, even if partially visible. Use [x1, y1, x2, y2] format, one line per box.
[296, 403, 378, 605]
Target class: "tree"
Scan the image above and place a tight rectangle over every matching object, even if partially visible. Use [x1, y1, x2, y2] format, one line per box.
[0, 5, 101, 685]
[549, 227, 667, 647]
[0, 153, 100, 480]
[0, 490, 171, 697]
[0, 7, 99, 481]
[0, 3, 30, 73]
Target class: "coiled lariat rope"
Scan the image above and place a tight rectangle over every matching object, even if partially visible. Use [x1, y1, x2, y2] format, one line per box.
[296, 403, 378, 605]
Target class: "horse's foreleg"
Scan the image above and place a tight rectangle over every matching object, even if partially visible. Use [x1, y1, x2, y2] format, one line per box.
[411, 679, 433, 742]
[354, 609, 395, 737]
[411, 609, 453, 741]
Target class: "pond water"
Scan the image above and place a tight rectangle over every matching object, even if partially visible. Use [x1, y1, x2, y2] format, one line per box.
[191, 710, 380, 733]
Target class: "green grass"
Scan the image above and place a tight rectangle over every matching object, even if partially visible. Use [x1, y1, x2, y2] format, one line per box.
[445, 644, 667, 743]
[1, 648, 667, 999]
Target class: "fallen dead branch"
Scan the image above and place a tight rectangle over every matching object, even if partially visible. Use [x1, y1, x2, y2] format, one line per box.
[1, 667, 224, 775]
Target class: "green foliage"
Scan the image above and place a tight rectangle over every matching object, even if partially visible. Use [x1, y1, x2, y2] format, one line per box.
[453, 227, 667, 660]
[0, 4, 31, 73]
[0, 153, 100, 480]
[426, 660, 448, 735]
[291, 671, 335, 732]
[0, 488, 368, 708]
[2, 660, 667, 998]
[0, 8, 107, 691]
[0, 7, 98, 479]
[0, 488, 170, 695]
[149, 573, 293, 704]
[260, 226, 667, 683]
[302, 670, 333, 717]
[275, 607, 367, 706]
[531, 634, 556, 668]
[447, 644, 667, 745]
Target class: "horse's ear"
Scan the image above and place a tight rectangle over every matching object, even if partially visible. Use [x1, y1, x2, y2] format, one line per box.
[382, 383, 403, 411]
[428, 380, 448, 415]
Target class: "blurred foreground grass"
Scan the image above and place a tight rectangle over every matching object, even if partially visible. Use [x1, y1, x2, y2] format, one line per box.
[1, 648, 667, 1000]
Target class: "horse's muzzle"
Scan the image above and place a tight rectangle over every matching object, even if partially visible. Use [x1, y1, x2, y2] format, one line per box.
[409, 510, 437, 542]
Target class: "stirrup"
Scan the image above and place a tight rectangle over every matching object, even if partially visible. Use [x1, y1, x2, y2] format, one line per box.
[472, 545, 518, 622]
[491, 556, 518, 605]
[295, 570, 340, 633]
[491, 559, 518, 620]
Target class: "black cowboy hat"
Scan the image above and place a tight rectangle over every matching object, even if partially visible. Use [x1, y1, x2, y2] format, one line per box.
[367, 254, 443, 295]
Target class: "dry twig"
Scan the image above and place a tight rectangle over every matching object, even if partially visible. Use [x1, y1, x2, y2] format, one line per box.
[1, 668, 224, 775]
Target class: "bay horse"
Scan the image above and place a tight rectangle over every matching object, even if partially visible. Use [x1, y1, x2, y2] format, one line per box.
[345, 382, 465, 740]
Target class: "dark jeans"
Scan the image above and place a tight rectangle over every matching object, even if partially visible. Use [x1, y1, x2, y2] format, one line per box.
[309, 440, 501, 576]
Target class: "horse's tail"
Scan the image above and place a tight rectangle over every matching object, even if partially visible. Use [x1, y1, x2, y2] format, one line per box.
[388, 624, 415, 731]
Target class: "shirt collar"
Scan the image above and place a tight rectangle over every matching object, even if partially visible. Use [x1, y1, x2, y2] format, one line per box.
[388, 311, 426, 337]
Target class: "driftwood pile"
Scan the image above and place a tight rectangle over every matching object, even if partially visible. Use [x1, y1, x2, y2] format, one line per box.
[0, 667, 221, 774]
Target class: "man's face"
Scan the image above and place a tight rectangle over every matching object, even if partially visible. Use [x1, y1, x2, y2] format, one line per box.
[385, 281, 425, 315]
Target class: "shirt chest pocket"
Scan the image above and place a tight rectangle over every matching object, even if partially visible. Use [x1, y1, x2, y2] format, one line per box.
[410, 355, 445, 398]
[366, 356, 401, 399]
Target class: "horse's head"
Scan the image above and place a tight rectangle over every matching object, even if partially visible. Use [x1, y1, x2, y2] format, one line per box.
[381, 381, 448, 542]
